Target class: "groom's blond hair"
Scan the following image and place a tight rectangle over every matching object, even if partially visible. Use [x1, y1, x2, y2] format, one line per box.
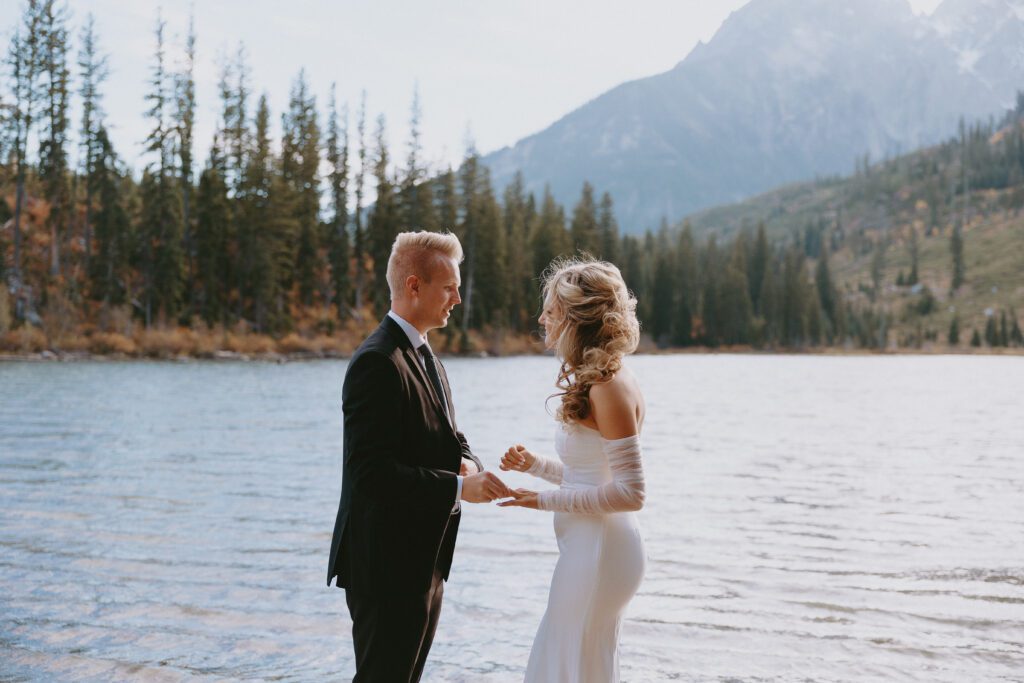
[386, 231, 464, 300]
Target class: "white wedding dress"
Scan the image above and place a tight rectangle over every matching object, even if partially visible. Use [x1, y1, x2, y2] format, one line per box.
[522, 422, 646, 683]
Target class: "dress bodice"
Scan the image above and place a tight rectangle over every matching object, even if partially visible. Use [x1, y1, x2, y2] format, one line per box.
[554, 423, 613, 489]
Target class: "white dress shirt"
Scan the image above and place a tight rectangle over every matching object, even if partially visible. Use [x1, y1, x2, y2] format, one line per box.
[387, 310, 464, 505]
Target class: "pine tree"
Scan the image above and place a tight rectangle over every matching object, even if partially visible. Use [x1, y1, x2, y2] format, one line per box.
[815, 244, 840, 342]
[749, 222, 769, 313]
[530, 186, 569, 283]
[214, 48, 250, 319]
[238, 96, 277, 328]
[352, 91, 368, 310]
[907, 227, 919, 285]
[264, 171, 300, 332]
[870, 239, 885, 303]
[700, 236, 722, 345]
[140, 11, 184, 325]
[950, 224, 965, 292]
[671, 224, 697, 347]
[720, 239, 754, 345]
[635, 230, 657, 328]
[400, 85, 437, 233]
[466, 167, 507, 329]
[758, 259, 780, 346]
[1010, 309, 1023, 346]
[78, 12, 108, 279]
[138, 170, 183, 324]
[242, 93, 299, 333]
[970, 328, 982, 347]
[597, 192, 618, 263]
[947, 315, 960, 346]
[219, 45, 249, 195]
[367, 115, 397, 316]
[435, 167, 458, 232]
[281, 69, 321, 307]
[503, 172, 532, 331]
[616, 235, 647, 338]
[88, 126, 131, 305]
[38, 0, 72, 279]
[984, 316, 998, 347]
[782, 246, 809, 347]
[6, 2, 45, 285]
[649, 223, 674, 346]
[324, 84, 350, 320]
[175, 12, 197, 316]
[458, 149, 481, 331]
[952, 119, 969, 295]
[569, 181, 599, 255]
[807, 292, 824, 346]
[194, 139, 231, 325]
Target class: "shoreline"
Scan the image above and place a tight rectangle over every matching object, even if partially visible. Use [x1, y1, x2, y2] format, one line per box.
[2, 345, 1022, 363]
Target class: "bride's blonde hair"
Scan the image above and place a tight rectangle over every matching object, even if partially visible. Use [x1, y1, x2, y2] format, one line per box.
[542, 256, 640, 424]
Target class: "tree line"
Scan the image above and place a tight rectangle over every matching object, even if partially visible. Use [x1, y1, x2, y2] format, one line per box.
[1, 2, 1020, 352]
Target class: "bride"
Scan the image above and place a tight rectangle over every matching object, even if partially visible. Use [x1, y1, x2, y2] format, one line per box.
[499, 256, 647, 683]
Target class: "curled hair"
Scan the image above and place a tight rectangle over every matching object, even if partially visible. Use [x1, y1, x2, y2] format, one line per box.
[542, 255, 640, 424]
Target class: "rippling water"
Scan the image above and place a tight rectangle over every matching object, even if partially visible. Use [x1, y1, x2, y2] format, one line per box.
[1, 355, 1022, 682]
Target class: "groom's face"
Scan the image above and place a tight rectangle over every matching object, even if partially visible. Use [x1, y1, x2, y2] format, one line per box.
[417, 256, 462, 331]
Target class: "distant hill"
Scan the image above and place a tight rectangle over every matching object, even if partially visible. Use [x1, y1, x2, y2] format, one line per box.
[482, 0, 1024, 233]
[679, 105, 1024, 348]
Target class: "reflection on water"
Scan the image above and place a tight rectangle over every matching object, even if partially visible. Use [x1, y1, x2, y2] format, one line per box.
[1, 356, 1022, 681]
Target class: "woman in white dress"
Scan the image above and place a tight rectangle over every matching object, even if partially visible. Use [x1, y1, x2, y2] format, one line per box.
[499, 257, 647, 683]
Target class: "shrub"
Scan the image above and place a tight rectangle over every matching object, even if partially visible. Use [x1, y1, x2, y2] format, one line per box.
[41, 290, 78, 345]
[89, 332, 137, 355]
[0, 286, 10, 333]
[278, 333, 319, 354]
[96, 304, 135, 337]
[0, 327, 48, 353]
[136, 328, 196, 358]
[224, 332, 276, 355]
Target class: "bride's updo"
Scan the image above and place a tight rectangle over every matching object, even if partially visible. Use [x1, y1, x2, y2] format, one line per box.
[542, 256, 640, 425]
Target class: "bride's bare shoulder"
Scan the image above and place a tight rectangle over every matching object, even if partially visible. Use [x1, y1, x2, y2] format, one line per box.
[589, 370, 643, 438]
[592, 366, 642, 397]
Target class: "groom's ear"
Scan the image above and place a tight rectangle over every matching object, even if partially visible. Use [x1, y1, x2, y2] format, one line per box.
[405, 274, 421, 298]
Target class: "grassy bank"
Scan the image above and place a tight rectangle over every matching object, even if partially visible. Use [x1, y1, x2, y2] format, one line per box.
[0, 317, 545, 361]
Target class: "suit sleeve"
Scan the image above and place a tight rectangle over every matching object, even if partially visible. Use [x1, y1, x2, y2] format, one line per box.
[343, 351, 458, 510]
[456, 431, 484, 473]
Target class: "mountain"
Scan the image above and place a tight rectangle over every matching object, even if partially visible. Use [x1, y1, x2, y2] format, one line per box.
[480, 0, 1024, 233]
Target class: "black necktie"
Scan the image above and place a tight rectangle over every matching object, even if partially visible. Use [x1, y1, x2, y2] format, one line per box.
[417, 344, 451, 425]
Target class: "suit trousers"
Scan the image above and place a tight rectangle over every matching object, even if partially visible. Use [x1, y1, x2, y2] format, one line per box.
[345, 570, 445, 683]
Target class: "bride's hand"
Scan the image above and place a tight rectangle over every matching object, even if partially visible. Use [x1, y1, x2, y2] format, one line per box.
[497, 488, 539, 509]
[500, 444, 536, 472]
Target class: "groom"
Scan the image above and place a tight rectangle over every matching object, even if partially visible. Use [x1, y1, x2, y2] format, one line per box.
[328, 230, 511, 682]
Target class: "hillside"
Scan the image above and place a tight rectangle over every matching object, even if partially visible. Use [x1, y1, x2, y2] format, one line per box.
[681, 110, 1024, 348]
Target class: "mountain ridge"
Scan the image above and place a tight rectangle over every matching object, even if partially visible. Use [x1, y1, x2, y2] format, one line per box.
[481, 0, 1024, 233]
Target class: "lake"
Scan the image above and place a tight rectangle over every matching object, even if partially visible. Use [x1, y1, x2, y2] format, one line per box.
[1, 355, 1022, 681]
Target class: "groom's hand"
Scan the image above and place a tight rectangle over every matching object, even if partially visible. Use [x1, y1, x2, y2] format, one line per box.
[459, 459, 479, 476]
[461, 471, 512, 503]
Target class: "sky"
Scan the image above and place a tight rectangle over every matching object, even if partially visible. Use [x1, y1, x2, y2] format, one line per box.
[2, 0, 946, 176]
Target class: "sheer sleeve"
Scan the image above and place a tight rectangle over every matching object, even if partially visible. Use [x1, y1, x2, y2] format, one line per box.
[525, 454, 563, 485]
[536, 435, 645, 514]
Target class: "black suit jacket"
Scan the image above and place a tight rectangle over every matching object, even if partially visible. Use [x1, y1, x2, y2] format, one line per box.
[327, 316, 483, 595]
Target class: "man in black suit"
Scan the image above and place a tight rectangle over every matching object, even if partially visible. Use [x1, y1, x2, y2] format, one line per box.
[328, 231, 511, 682]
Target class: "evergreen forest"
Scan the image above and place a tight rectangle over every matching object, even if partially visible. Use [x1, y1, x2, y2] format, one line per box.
[1, 2, 1021, 357]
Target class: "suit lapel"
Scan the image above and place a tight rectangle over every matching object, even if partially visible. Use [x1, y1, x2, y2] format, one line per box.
[381, 316, 455, 434]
